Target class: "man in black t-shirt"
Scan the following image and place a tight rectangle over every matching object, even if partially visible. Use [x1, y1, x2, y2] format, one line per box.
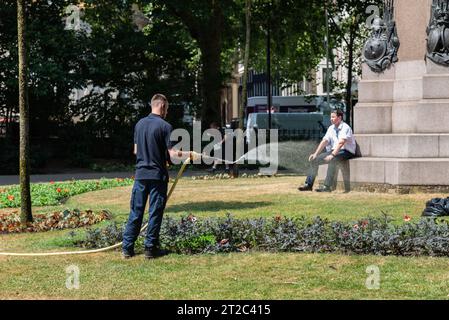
[122, 94, 199, 259]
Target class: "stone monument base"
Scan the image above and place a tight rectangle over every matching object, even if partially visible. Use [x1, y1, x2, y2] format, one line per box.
[317, 157, 449, 193]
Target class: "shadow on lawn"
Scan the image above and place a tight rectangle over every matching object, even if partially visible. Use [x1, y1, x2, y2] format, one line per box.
[166, 201, 272, 213]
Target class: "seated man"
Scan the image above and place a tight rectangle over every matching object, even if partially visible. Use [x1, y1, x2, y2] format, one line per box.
[298, 109, 356, 193]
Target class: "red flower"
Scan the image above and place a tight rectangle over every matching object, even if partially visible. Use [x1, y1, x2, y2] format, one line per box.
[361, 220, 369, 228]
[7, 195, 14, 201]
[56, 188, 62, 193]
[404, 215, 412, 222]
[187, 214, 197, 223]
[220, 239, 229, 245]
[50, 181, 55, 185]
[274, 215, 282, 222]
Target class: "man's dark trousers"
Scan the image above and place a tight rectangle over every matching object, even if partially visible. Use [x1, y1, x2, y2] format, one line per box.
[122, 179, 168, 252]
[305, 150, 355, 188]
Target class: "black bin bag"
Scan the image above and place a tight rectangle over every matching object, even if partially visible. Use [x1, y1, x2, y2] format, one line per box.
[422, 198, 449, 217]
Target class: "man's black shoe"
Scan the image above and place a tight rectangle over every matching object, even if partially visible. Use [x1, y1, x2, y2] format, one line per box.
[315, 185, 332, 193]
[122, 249, 135, 259]
[144, 247, 169, 259]
[298, 184, 313, 191]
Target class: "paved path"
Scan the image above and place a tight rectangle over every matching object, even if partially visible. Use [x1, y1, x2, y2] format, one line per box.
[0, 169, 285, 186]
[0, 172, 134, 186]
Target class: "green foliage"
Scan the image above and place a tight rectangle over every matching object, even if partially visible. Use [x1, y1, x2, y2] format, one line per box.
[72, 222, 124, 249]
[0, 0, 199, 144]
[0, 0, 91, 138]
[248, 0, 327, 85]
[90, 162, 134, 173]
[0, 178, 134, 209]
[327, 0, 384, 121]
[0, 0, 370, 139]
[76, 0, 200, 131]
[74, 213, 449, 257]
[0, 139, 53, 174]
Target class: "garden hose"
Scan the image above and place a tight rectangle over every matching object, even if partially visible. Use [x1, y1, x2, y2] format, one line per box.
[0, 157, 192, 257]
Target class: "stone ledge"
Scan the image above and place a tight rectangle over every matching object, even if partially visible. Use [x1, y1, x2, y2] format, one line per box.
[317, 157, 449, 186]
[354, 103, 392, 134]
[323, 181, 449, 194]
[355, 134, 449, 158]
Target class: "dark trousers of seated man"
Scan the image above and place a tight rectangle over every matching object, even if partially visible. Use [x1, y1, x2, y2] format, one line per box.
[305, 150, 355, 188]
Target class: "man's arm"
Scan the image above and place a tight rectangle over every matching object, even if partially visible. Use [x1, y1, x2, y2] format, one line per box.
[168, 148, 190, 160]
[324, 138, 347, 162]
[331, 139, 347, 156]
[309, 139, 329, 161]
[168, 148, 202, 162]
[164, 125, 201, 162]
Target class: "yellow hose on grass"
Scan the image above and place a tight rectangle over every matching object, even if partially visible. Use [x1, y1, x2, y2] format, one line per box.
[0, 158, 192, 257]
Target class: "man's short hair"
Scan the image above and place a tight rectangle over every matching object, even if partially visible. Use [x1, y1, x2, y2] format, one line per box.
[151, 94, 168, 107]
[332, 108, 344, 120]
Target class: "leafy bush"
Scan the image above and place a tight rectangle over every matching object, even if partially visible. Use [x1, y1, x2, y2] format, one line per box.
[0, 209, 112, 233]
[72, 222, 125, 249]
[71, 214, 449, 257]
[0, 139, 19, 174]
[0, 178, 134, 209]
[90, 162, 134, 173]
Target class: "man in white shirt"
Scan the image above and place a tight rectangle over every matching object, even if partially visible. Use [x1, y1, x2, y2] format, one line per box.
[298, 109, 357, 192]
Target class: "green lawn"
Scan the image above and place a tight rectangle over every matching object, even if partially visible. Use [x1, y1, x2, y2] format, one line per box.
[1, 176, 448, 299]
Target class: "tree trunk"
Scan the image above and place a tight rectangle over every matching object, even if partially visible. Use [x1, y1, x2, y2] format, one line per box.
[4, 107, 11, 137]
[199, 37, 222, 127]
[165, 2, 224, 127]
[17, 0, 33, 224]
[345, 25, 355, 127]
[239, 0, 251, 130]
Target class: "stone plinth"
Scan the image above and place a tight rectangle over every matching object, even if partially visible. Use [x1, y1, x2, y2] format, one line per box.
[318, 158, 449, 187]
[319, 0, 449, 191]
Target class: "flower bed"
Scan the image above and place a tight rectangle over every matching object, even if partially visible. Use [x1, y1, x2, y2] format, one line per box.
[191, 173, 272, 181]
[0, 209, 112, 233]
[72, 214, 449, 257]
[0, 178, 134, 209]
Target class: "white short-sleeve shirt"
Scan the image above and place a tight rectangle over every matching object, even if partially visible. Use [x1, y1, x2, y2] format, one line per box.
[323, 122, 356, 155]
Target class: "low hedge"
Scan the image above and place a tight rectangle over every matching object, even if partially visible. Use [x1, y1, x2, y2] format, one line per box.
[71, 214, 449, 257]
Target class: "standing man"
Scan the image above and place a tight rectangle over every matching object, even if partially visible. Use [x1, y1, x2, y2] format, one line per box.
[298, 109, 356, 193]
[206, 122, 230, 174]
[122, 94, 199, 259]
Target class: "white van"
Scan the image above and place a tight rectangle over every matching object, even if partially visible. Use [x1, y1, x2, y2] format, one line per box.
[246, 112, 326, 144]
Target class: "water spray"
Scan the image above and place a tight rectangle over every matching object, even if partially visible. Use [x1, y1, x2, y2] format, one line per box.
[0, 140, 310, 257]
